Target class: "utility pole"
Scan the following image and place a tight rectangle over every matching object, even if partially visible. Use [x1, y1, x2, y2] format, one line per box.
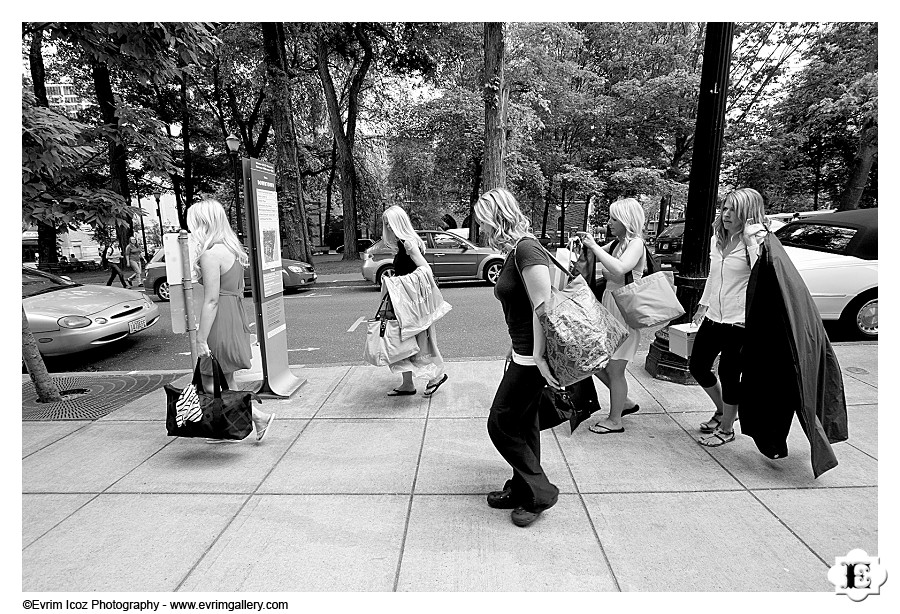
[645, 22, 734, 383]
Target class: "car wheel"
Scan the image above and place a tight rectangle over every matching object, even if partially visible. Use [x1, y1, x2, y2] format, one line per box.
[376, 265, 396, 285]
[484, 260, 503, 285]
[155, 279, 170, 302]
[841, 290, 877, 340]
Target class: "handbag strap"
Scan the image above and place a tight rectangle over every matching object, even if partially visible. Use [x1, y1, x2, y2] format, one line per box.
[511, 237, 565, 310]
[374, 291, 390, 318]
[191, 354, 227, 398]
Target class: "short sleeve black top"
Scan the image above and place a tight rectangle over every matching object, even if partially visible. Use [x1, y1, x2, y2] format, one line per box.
[493, 237, 548, 355]
[393, 240, 417, 276]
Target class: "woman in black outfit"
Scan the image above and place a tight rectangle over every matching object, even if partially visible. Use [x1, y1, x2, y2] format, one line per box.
[380, 205, 448, 397]
[474, 188, 559, 528]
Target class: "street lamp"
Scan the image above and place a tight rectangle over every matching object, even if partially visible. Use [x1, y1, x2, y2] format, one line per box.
[153, 191, 164, 242]
[226, 134, 244, 244]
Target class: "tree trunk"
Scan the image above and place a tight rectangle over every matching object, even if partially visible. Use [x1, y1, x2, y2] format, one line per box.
[658, 194, 671, 236]
[29, 28, 58, 266]
[180, 73, 195, 209]
[483, 22, 508, 194]
[29, 28, 49, 107]
[838, 118, 877, 211]
[23, 307, 61, 403]
[468, 155, 483, 243]
[540, 177, 552, 238]
[559, 179, 567, 242]
[90, 57, 132, 244]
[316, 26, 373, 261]
[324, 139, 337, 241]
[262, 22, 313, 263]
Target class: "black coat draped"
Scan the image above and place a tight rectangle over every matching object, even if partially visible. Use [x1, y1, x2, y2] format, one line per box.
[740, 233, 848, 478]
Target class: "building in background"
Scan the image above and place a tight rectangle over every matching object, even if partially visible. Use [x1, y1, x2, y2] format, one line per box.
[46, 82, 92, 118]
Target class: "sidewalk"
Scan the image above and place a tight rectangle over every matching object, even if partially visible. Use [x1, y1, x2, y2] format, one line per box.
[22, 344, 877, 592]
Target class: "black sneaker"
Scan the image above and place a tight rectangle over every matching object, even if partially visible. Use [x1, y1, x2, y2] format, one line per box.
[487, 486, 518, 509]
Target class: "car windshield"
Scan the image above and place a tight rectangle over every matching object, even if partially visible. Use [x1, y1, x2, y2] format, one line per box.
[657, 223, 685, 239]
[775, 222, 857, 254]
[22, 268, 79, 298]
[149, 250, 165, 263]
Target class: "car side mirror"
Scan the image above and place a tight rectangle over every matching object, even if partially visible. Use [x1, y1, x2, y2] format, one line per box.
[460, 244, 469, 251]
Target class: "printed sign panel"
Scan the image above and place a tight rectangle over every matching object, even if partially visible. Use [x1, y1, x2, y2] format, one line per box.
[243, 157, 304, 398]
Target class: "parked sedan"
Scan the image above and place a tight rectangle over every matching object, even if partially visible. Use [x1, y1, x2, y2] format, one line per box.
[143, 249, 317, 301]
[361, 230, 505, 285]
[774, 208, 877, 339]
[23, 266, 160, 356]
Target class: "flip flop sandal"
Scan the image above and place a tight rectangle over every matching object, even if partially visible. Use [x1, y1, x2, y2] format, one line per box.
[256, 414, 275, 442]
[387, 389, 417, 396]
[699, 415, 722, 433]
[588, 423, 625, 434]
[423, 374, 449, 397]
[698, 429, 735, 447]
[622, 404, 640, 416]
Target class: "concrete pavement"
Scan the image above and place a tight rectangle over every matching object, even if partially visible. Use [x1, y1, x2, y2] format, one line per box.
[22, 343, 877, 592]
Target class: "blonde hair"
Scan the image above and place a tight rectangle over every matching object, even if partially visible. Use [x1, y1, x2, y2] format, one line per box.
[186, 199, 249, 280]
[714, 188, 767, 250]
[473, 188, 533, 252]
[382, 205, 426, 254]
[609, 198, 645, 242]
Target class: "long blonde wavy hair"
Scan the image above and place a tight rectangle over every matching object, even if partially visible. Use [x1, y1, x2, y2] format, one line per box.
[713, 188, 767, 251]
[474, 188, 533, 252]
[187, 199, 249, 281]
[382, 205, 426, 254]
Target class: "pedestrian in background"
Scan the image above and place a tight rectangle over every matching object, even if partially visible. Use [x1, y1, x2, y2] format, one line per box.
[474, 187, 559, 528]
[124, 236, 143, 287]
[188, 199, 275, 443]
[690, 188, 767, 447]
[105, 249, 128, 288]
[380, 205, 449, 397]
[576, 197, 646, 435]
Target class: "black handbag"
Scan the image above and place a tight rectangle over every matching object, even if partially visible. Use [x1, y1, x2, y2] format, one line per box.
[538, 376, 602, 434]
[165, 356, 259, 440]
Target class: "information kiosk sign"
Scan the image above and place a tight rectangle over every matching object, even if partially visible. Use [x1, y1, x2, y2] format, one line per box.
[243, 157, 304, 398]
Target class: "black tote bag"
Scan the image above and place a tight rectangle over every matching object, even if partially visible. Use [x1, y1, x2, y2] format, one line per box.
[165, 356, 258, 440]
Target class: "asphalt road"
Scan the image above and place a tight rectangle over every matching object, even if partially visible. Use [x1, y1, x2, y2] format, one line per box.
[37, 276, 865, 374]
[39, 281, 513, 373]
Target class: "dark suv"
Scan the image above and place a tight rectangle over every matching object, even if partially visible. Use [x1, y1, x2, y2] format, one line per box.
[654, 221, 685, 269]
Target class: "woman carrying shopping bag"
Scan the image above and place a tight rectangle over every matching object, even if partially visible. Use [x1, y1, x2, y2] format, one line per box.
[380, 205, 448, 397]
[474, 188, 560, 528]
[690, 188, 767, 447]
[189, 199, 275, 442]
[576, 198, 646, 435]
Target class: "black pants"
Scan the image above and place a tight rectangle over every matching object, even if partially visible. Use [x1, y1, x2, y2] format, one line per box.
[106, 262, 127, 287]
[688, 317, 746, 405]
[487, 360, 559, 511]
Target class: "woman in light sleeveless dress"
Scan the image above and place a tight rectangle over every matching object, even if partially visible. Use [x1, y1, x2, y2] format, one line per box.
[188, 199, 275, 442]
[576, 198, 646, 435]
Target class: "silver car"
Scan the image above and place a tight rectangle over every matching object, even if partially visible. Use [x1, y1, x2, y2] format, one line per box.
[23, 266, 160, 356]
[361, 230, 505, 286]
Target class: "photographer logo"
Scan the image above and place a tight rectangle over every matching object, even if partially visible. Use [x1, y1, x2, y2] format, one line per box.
[827, 549, 887, 601]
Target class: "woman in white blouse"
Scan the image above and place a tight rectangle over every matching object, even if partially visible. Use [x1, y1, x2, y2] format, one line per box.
[689, 188, 767, 447]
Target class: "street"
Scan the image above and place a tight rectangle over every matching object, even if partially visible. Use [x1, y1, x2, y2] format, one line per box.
[39, 281, 514, 373]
